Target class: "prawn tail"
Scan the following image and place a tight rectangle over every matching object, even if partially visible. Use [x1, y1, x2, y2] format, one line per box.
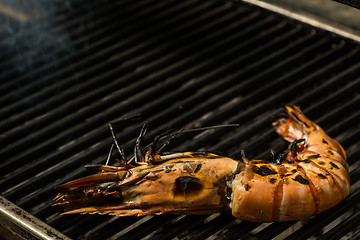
[272, 105, 318, 142]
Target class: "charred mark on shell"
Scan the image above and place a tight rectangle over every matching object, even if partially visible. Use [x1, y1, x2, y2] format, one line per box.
[253, 165, 277, 176]
[330, 162, 339, 169]
[297, 159, 310, 163]
[176, 176, 200, 186]
[288, 139, 305, 151]
[194, 164, 202, 173]
[322, 138, 329, 144]
[251, 160, 268, 164]
[303, 121, 311, 128]
[165, 169, 172, 173]
[272, 152, 288, 164]
[244, 183, 250, 191]
[327, 150, 334, 156]
[172, 160, 195, 165]
[317, 161, 325, 165]
[318, 173, 326, 179]
[269, 178, 277, 184]
[291, 112, 301, 122]
[174, 176, 202, 197]
[292, 169, 297, 173]
[293, 175, 309, 185]
[308, 154, 320, 159]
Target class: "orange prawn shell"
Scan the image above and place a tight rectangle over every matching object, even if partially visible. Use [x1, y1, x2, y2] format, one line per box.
[121, 156, 239, 211]
[231, 105, 350, 222]
[231, 163, 318, 222]
[231, 163, 283, 222]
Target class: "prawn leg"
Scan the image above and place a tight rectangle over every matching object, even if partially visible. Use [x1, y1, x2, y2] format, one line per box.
[108, 114, 143, 165]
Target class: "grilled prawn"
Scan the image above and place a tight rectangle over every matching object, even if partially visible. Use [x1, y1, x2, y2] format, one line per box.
[54, 105, 350, 222]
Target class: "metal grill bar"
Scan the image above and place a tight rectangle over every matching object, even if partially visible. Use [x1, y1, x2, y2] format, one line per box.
[0, 0, 155, 95]
[0, 9, 278, 188]
[1, 24, 313, 196]
[0, 14, 286, 177]
[0, 196, 70, 240]
[0, 0, 110, 93]
[0, 0, 208, 122]
[319, 210, 360, 240]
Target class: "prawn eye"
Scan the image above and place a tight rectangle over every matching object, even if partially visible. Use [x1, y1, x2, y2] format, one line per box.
[173, 176, 202, 197]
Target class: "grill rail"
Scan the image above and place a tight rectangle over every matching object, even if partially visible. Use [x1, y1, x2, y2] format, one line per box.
[0, 195, 70, 240]
[0, 0, 359, 239]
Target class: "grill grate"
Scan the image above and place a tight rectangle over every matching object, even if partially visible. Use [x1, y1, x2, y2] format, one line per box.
[1, 0, 359, 239]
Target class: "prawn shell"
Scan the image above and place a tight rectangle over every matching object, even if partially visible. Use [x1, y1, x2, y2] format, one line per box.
[305, 144, 348, 171]
[305, 130, 347, 161]
[297, 160, 348, 213]
[59, 155, 240, 216]
[231, 162, 321, 222]
[121, 157, 238, 210]
[232, 163, 285, 222]
[278, 171, 317, 221]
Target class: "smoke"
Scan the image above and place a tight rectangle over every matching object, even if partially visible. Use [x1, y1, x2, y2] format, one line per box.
[0, 0, 73, 73]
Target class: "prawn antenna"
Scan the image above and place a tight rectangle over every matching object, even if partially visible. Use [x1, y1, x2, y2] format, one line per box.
[105, 144, 115, 166]
[159, 124, 240, 141]
[108, 114, 143, 164]
[149, 124, 240, 156]
[109, 122, 127, 162]
[134, 123, 148, 164]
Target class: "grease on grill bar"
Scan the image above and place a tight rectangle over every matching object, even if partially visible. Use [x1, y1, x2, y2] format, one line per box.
[0, 0, 359, 239]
